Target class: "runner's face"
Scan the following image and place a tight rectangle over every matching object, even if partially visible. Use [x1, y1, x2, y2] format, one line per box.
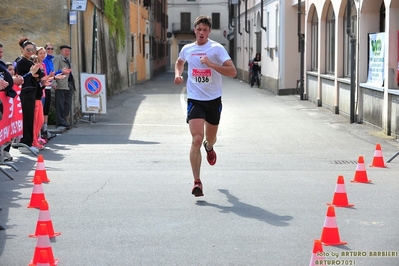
[194, 23, 210, 45]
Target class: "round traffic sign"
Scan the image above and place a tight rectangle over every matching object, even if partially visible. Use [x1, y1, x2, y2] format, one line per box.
[84, 77, 102, 95]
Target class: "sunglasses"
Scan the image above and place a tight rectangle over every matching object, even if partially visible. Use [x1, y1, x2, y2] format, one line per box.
[26, 48, 35, 53]
[46, 48, 54, 50]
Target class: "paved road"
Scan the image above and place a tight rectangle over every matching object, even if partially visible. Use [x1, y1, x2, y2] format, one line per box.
[1, 72, 398, 265]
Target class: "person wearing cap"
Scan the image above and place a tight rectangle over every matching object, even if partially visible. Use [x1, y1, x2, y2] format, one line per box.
[42, 42, 70, 139]
[52, 44, 75, 129]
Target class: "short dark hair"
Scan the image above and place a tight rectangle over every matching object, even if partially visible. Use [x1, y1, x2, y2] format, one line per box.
[194, 15, 212, 29]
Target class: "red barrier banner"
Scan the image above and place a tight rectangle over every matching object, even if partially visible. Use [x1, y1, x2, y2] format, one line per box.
[0, 88, 23, 146]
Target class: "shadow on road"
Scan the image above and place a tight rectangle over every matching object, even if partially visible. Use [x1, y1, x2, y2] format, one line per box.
[196, 189, 293, 226]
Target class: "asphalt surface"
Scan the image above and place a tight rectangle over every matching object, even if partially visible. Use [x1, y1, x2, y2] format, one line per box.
[0, 72, 398, 265]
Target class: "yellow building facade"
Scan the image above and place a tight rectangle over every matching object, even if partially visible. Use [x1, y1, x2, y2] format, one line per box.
[130, 2, 150, 83]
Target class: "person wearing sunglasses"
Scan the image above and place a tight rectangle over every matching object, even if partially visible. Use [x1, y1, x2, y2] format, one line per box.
[42, 43, 56, 140]
[15, 37, 43, 154]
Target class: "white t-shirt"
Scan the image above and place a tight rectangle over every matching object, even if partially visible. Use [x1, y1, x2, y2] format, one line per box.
[178, 39, 231, 101]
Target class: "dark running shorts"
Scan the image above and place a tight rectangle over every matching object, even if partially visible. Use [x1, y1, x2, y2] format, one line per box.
[186, 97, 222, 125]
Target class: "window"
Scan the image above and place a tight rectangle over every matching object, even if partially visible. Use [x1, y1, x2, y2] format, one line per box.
[325, 3, 335, 74]
[131, 35, 135, 58]
[212, 13, 220, 29]
[343, 0, 357, 77]
[181, 12, 191, 32]
[311, 10, 318, 71]
[142, 34, 145, 58]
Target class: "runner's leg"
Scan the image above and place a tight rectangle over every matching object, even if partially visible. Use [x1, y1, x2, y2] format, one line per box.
[189, 118, 205, 181]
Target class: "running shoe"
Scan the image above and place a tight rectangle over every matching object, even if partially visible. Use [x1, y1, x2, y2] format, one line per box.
[203, 140, 217, 166]
[192, 179, 204, 197]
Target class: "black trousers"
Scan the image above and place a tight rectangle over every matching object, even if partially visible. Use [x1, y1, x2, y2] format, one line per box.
[43, 89, 51, 116]
[251, 69, 260, 87]
[20, 88, 36, 146]
[55, 89, 72, 127]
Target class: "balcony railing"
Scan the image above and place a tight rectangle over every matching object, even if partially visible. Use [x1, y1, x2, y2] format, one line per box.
[172, 23, 195, 35]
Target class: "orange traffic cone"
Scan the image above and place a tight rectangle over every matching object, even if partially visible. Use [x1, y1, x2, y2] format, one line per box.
[33, 155, 50, 183]
[30, 200, 61, 238]
[328, 176, 354, 207]
[309, 239, 324, 266]
[29, 223, 59, 266]
[319, 206, 347, 246]
[28, 175, 46, 209]
[351, 156, 372, 183]
[370, 144, 387, 168]
[35, 250, 50, 266]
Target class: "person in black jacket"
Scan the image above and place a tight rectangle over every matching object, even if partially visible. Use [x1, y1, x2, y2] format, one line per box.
[15, 38, 43, 153]
[250, 53, 261, 87]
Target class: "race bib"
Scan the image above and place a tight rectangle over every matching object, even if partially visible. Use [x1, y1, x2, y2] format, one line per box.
[192, 68, 212, 83]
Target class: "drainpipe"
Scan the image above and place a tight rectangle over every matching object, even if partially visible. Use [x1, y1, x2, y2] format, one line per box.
[229, 0, 234, 29]
[238, 1, 242, 35]
[245, 0, 249, 34]
[346, 0, 356, 123]
[245, 0, 251, 71]
[297, 0, 305, 100]
[261, 0, 266, 32]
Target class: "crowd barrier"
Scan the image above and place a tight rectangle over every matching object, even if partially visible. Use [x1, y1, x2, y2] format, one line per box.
[0, 88, 23, 180]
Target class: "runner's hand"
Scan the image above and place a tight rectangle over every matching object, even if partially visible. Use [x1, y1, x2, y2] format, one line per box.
[174, 75, 184, 85]
[200, 56, 211, 66]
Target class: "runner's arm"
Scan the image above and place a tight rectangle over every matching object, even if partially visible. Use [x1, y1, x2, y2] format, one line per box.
[202, 58, 237, 78]
[174, 58, 185, 84]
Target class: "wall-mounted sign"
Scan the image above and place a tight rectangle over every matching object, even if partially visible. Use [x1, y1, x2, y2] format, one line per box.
[71, 0, 88, 11]
[69, 11, 77, 25]
[366, 32, 385, 87]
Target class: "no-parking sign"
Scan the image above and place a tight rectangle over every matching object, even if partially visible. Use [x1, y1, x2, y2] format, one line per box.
[80, 73, 107, 114]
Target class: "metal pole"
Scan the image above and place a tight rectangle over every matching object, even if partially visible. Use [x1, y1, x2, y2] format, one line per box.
[92, 7, 97, 73]
[346, 0, 356, 123]
[298, 0, 304, 100]
[350, 38, 356, 123]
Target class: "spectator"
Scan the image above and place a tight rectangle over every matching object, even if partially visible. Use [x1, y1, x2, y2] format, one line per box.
[30, 53, 46, 150]
[16, 38, 42, 154]
[52, 45, 74, 129]
[35, 47, 65, 144]
[250, 53, 261, 87]
[42, 42, 69, 138]
[4, 62, 24, 160]
[0, 41, 20, 161]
